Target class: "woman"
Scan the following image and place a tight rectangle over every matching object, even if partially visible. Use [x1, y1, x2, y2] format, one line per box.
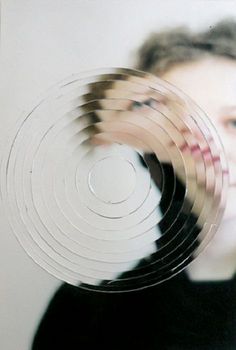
[32, 19, 236, 349]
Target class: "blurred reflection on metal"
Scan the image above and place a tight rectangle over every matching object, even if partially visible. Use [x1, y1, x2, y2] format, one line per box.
[0, 68, 228, 292]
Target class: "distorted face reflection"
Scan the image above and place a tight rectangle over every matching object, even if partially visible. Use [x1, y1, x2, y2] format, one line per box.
[92, 57, 236, 221]
[160, 56, 236, 221]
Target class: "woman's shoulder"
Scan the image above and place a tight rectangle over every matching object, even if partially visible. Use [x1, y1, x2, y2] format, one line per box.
[32, 282, 164, 349]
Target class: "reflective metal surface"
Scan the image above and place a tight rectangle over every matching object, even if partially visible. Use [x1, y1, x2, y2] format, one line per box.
[0, 68, 229, 291]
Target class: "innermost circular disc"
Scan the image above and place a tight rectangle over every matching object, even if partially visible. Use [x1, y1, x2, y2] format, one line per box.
[88, 156, 137, 204]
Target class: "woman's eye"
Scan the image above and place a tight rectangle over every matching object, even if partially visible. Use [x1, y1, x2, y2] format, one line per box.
[131, 101, 144, 110]
[224, 118, 236, 130]
[145, 99, 155, 108]
[131, 98, 157, 110]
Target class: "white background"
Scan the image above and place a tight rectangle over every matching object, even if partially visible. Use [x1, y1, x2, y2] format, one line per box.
[1, 1, 236, 349]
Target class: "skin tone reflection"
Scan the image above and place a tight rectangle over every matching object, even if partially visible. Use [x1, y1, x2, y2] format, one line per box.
[90, 56, 236, 281]
[161, 57, 236, 281]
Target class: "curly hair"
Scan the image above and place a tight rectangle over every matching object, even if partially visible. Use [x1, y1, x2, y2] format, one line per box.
[136, 18, 236, 74]
[83, 19, 236, 106]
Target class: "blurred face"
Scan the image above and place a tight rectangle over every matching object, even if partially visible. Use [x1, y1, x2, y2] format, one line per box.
[160, 57, 236, 221]
[92, 57, 236, 222]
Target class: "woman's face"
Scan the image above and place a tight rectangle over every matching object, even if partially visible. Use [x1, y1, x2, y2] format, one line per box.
[92, 57, 236, 221]
[161, 56, 236, 221]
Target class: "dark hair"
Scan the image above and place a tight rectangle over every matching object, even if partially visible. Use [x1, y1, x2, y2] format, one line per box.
[136, 18, 236, 74]
[82, 18, 236, 127]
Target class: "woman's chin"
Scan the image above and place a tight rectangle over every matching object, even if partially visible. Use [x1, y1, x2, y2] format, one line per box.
[222, 188, 236, 221]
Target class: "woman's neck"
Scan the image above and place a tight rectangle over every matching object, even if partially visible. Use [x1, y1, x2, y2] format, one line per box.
[186, 218, 236, 281]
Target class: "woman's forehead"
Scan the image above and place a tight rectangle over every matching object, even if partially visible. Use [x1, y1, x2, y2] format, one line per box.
[160, 57, 236, 108]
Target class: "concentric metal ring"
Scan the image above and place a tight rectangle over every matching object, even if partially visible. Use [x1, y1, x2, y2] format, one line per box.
[1, 68, 229, 292]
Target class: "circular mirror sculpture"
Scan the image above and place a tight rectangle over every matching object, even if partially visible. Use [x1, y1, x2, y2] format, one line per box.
[1, 68, 228, 292]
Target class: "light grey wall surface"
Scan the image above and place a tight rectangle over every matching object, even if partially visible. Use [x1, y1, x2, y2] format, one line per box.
[1, 1, 236, 349]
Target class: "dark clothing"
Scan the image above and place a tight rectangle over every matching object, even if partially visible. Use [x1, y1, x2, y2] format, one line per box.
[32, 271, 236, 350]
[32, 157, 235, 349]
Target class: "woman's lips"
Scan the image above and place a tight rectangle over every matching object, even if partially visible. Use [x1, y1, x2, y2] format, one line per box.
[178, 142, 222, 165]
[178, 143, 201, 153]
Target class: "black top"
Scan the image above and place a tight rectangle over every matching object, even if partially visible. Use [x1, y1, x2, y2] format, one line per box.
[32, 270, 236, 350]
[32, 156, 235, 349]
